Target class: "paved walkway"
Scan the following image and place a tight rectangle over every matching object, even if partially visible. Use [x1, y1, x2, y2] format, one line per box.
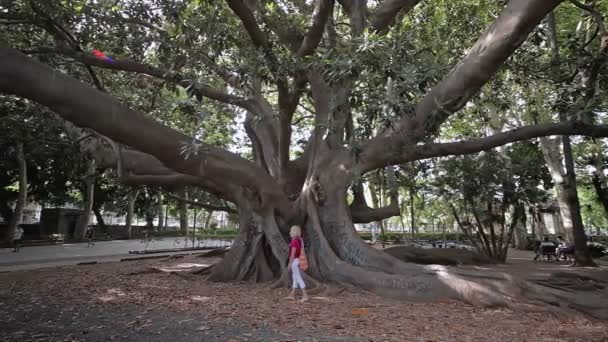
[0, 237, 230, 272]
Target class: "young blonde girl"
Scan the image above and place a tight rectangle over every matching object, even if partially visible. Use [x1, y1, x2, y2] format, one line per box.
[287, 225, 308, 302]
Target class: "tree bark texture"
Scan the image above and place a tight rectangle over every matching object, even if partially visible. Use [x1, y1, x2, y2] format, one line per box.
[157, 192, 164, 231]
[539, 137, 595, 266]
[125, 189, 139, 239]
[75, 160, 96, 240]
[178, 188, 189, 234]
[93, 207, 106, 233]
[6, 142, 27, 243]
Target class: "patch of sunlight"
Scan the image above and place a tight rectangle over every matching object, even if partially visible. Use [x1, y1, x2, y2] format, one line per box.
[138, 284, 170, 290]
[190, 295, 211, 302]
[98, 294, 116, 303]
[470, 266, 492, 270]
[97, 288, 126, 303]
[433, 265, 510, 303]
[174, 263, 210, 269]
[107, 288, 126, 296]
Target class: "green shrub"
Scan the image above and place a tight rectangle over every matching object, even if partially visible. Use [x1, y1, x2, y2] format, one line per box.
[589, 243, 607, 259]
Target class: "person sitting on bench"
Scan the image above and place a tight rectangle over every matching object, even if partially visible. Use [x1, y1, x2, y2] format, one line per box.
[534, 237, 556, 261]
[556, 235, 575, 260]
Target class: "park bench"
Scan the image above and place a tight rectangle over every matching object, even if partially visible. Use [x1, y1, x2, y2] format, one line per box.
[537, 244, 557, 261]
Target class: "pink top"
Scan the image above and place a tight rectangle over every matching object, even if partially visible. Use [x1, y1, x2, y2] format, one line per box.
[290, 238, 302, 258]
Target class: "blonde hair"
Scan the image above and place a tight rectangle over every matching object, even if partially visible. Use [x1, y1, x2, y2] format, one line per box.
[290, 225, 302, 238]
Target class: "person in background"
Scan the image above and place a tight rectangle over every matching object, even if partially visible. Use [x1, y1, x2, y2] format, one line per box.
[13, 225, 24, 253]
[532, 239, 542, 261]
[534, 237, 555, 261]
[85, 226, 95, 247]
[287, 225, 308, 303]
[556, 235, 574, 260]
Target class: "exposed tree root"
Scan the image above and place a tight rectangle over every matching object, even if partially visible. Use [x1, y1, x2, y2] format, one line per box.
[196, 247, 229, 258]
[384, 246, 495, 266]
[201, 192, 608, 320]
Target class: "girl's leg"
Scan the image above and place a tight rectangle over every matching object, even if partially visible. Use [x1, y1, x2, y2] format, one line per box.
[286, 259, 297, 299]
[291, 259, 308, 302]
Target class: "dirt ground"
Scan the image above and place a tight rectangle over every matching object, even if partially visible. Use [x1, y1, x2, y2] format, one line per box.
[1, 249, 607, 342]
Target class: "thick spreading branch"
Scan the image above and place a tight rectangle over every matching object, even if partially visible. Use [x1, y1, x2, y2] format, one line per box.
[370, 0, 421, 33]
[23, 47, 252, 110]
[64, 121, 234, 200]
[400, 122, 608, 164]
[349, 181, 400, 223]
[360, 0, 563, 172]
[0, 48, 294, 218]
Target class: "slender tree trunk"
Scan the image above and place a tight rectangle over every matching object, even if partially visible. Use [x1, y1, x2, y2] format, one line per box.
[541, 11, 595, 266]
[164, 204, 169, 229]
[513, 210, 528, 250]
[409, 188, 416, 240]
[178, 188, 188, 235]
[556, 182, 595, 266]
[399, 197, 407, 242]
[530, 206, 536, 239]
[204, 210, 213, 230]
[125, 189, 139, 239]
[451, 205, 482, 253]
[486, 201, 499, 256]
[6, 142, 27, 244]
[157, 192, 164, 231]
[93, 207, 106, 233]
[540, 137, 594, 266]
[76, 160, 96, 240]
[368, 180, 386, 248]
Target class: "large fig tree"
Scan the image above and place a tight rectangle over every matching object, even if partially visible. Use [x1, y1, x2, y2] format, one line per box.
[2, 0, 608, 315]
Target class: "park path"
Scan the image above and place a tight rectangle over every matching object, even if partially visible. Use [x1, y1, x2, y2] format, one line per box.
[0, 237, 228, 272]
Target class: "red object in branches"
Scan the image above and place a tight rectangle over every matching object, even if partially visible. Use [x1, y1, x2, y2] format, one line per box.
[92, 49, 114, 62]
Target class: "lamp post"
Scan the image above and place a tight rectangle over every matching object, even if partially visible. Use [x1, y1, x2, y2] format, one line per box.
[192, 200, 198, 247]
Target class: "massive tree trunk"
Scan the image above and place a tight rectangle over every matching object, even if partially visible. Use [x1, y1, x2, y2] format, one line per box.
[75, 160, 96, 240]
[6, 141, 27, 244]
[125, 189, 139, 239]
